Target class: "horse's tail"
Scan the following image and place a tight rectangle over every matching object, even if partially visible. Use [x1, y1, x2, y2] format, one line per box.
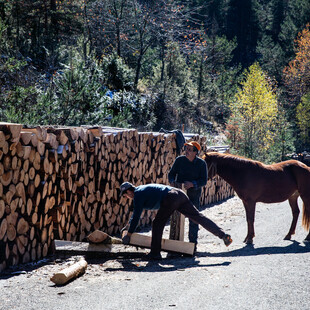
[293, 162, 310, 231]
[302, 202, 310, 231]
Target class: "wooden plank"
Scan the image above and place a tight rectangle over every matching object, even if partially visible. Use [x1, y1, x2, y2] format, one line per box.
[54, 240, 146, 258]
[128, 233, 195, 255]
[55, 240, 113, 253]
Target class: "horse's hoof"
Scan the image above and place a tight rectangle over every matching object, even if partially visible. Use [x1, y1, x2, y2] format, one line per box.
[244, 238, 253, 244]
[284, 235, 291, 240]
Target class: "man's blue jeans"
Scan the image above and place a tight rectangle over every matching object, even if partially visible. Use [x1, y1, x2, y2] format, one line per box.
[150, 188, 225, 254]
[187, 187, 202, 244]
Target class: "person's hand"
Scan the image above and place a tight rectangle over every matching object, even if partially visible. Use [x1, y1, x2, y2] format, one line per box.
[184, 181, 194, 190]
[122, 234, 131, 245]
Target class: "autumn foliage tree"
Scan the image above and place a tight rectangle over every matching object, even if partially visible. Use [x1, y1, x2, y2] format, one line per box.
[283, 23, 310, 111]
[227, 62, 278, 161]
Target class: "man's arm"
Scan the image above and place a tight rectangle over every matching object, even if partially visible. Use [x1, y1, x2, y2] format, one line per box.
[168, 158, 179, 185]
[122, 203, 142, 245]
[127, 204, 143, 233]
[193, 160, 208, 188]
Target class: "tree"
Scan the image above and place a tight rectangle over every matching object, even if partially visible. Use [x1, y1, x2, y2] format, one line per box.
[37, 46, 109, 126]
[87, 0, 131, 57]
[283, 24, 310, 111]
[150, 42, 195, 130]
[227, 62, 278, 160]
[189, 34, 239, 123]
[296, 92, 310, 146]
[226, 0, 259, 67]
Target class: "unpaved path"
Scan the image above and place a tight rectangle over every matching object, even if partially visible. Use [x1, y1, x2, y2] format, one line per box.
[1, 196, 310, 310]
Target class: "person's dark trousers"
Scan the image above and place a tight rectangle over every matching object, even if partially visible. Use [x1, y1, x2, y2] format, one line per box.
[187, 187, 201, 244]
[150, 188, 225, 255]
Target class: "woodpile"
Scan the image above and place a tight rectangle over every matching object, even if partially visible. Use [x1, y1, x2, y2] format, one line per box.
[201, 176, 235, 206]
[0, 122, 234, 272]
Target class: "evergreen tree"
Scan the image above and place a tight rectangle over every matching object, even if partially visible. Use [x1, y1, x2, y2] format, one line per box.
[226, 0, 259, 67]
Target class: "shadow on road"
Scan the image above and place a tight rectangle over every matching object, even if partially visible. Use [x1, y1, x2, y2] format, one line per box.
[199, 240, 310, 258]
[104, 258, 231, 273]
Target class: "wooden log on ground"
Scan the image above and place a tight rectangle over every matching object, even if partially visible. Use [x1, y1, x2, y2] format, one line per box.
[127, 233, 195, 255]
[87, 230, 122, 244]
[50, 258, 88, 285]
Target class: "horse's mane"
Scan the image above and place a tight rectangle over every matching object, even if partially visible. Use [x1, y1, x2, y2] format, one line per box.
[204, 152, 265, 169]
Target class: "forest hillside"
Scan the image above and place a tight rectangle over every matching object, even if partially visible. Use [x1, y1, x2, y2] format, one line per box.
[1, 0, 310, 162]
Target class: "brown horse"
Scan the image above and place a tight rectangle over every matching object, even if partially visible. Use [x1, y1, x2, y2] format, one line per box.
[203, 152, 310, 244]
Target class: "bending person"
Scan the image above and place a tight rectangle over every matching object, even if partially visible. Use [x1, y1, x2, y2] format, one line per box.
[120, 182, 232, 260]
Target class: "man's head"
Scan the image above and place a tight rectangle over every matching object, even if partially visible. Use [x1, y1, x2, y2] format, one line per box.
[120, 182, 135, 198]
[184, 141, 201, 160]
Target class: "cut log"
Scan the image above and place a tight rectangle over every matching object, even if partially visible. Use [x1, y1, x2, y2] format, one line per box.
[17, 218, 29, 235]
[50, 258, 88, 285]
[87, 230, 122, 244]
[126, 233, 195, 255]
[0, 218, 7, 240]
[0, 122, 22, 139]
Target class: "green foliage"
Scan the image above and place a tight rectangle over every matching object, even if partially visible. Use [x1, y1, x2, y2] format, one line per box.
[296, 92, 310, 146]
[101, 53, 135, 91]
[104, 91, 156, 130]
[189, 35, 240, 123]
[149, 42, 196, 130]
[1, 86, 41, 124]
[256, 35, 286, 80]
[37, 47, 109, 126]
[266, 108, 296, 162]
[227, 62, 278, 161]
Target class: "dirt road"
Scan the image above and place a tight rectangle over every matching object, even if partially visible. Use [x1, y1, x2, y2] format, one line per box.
[1, 196, 310, 310]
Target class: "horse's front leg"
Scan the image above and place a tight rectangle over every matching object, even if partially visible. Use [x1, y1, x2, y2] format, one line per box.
[285, 191, 300, 240]
[243, 201, 256, 244]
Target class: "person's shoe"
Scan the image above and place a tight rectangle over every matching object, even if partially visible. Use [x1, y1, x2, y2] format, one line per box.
[145, 252, 162, 261]
[223, 234, 232, 246]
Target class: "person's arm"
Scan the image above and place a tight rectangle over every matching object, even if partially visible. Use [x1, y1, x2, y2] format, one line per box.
[193, 160, 207, 188]
[168, 158, 179, 185]
[128, 203, 143, 233]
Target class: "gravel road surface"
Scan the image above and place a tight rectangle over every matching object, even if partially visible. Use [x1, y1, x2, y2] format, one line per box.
[1, 196, 309, 310]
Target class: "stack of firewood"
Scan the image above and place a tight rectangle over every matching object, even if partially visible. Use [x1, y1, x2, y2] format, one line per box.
[0, 123, 234, 272]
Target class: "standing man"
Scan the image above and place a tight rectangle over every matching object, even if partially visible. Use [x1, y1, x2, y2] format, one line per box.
[120, 182, 232, 260]
[168, 141, 207, 250]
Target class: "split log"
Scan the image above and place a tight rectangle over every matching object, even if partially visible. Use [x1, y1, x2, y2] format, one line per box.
[50, 258, 88, 285]
[87, 230, 122, 244]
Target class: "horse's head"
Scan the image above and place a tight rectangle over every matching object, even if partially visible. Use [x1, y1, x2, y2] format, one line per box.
[202, 152, 218, 179]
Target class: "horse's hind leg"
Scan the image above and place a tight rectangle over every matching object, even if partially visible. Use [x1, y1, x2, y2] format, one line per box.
[243, 201, 256, 244]
[285, 191, 300, 240]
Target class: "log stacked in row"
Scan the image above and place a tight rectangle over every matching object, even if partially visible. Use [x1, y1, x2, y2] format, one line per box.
[0, 123, 234, 272]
